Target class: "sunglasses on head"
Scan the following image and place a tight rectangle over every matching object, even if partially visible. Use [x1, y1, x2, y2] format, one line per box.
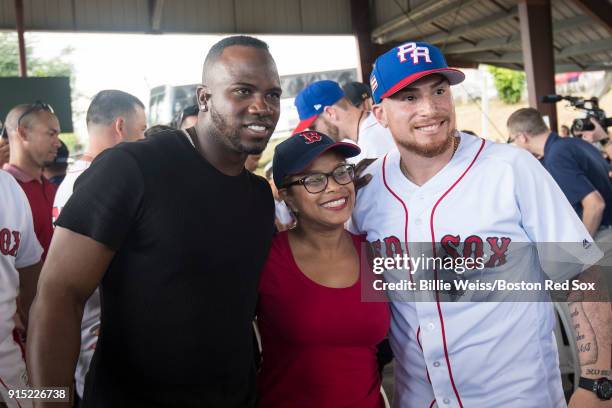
[17, 101, 54, 127]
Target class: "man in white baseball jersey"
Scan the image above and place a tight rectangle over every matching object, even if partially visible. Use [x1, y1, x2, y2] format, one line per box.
[352, 42, 611, 407]
[293, 80, 396, 163]
[0, 171, 42, 408]
[52, 89, 146, 400]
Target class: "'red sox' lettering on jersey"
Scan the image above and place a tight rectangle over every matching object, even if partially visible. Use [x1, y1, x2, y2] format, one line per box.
[0, 229, 20, 257]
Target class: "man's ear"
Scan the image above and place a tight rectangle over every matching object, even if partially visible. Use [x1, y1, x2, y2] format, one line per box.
[323, 106, 337, 121]
[113, 117, 125, 142]
[372, 103, 388, 128]
[196, 85, 210, 112]
[15, 125, 29, 142]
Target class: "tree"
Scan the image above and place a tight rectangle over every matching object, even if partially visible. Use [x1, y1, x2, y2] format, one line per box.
[59, 133, 83, 155]
[487, 66, 526, 104]
[0, 33, 81, 153]
[0, 33, 74, 78]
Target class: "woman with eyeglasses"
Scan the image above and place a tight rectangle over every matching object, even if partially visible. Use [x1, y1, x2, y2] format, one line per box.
[256, 130, 390, 408]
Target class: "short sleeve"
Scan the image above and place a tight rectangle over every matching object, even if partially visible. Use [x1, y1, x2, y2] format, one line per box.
[513, 150, 602, 280]
[10, 177, 43, 268]
[56, 147, 145, 250]
[545, 148, 595, 206]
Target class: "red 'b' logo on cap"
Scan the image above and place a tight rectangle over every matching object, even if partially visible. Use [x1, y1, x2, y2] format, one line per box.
[301, 131, 322, 144]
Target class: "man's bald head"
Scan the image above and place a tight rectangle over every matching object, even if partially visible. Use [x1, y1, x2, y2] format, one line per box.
[4, 103, 61, 169]
[5, 104, 34, 133]
[5, 104, 60, 142]
[195, 35, 281, 159]
[202, 35, 271, 84]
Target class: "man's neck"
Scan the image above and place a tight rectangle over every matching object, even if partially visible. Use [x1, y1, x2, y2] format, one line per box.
[531, 131, 549, 159]
[9, 158, 43, 182]
[193, 126, 246, 176]
[399, 139, 457, 186]
[344, 110, 367, 143]
[87, 131, 121, 159]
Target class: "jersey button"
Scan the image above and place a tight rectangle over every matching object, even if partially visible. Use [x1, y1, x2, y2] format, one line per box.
[443, 398, 450, 404]
[433, 361, 441, 367]
[427, 322, 435, 331]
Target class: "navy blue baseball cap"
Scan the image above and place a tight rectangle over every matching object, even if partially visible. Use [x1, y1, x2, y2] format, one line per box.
[273, 130, 361, 189]
[293, 81, 345, 133]
[52, 140, 69, 165]
[370, 42, 465, 104]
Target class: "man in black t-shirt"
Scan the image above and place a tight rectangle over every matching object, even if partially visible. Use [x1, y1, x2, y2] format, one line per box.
[27, 36, 281, 408]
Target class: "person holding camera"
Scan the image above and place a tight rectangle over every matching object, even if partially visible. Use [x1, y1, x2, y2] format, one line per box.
[507, 108, 612, 241]
[578, 117, 612, 166]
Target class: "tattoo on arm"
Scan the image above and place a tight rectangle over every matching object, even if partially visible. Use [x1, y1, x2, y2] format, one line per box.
[569, 301, 598, 366]
[585, 368, 611, 377]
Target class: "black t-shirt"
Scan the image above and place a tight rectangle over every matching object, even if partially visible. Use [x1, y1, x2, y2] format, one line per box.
[57, 129, 275, 407]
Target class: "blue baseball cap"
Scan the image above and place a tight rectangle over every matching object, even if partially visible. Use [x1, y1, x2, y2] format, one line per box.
[273, 130, 361, 189]
[370, 42, 465, 104]
[293, 81, 345, 133]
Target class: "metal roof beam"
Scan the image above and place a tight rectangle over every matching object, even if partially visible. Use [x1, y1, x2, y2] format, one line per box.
[458, 38, 612, 64]
[373, 0, 481, 44]
[443, 15, 591, 54]
[423, 7, 518, 45]
[445, 35, 520, 54]
[557, 38, 612, 58]
[459, 51, 523, 63]
[570, 0, 612, 33]
[479, 61, 610, 73]
[556, 62, 612, 72]
[371, 0, 444, 40]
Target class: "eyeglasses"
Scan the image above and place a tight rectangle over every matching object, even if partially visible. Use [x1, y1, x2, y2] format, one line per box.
[507, 132, 523, 144]
[283, 163, 355, 194]
[17, 101, 54, 127]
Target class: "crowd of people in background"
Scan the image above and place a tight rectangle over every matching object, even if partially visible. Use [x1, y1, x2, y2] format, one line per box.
[0, 35, 610, 408]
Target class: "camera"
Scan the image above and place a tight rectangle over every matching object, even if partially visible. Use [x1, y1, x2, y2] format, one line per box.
[541, 94, 612, 134]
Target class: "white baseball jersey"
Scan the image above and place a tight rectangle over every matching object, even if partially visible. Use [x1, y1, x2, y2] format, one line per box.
[274, 199, 294, 225]
[53, 159, 100, 398]
[0, 170, 42, 408]
[356, 112, 397, 159]
[348, 112, 397, 163]
[351, 132, 602, 408]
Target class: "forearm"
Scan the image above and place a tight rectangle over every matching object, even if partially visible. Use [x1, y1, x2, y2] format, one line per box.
[27, 291, 84, 407]
[17, 262, 42, 328]
[568, 268, 612, 379]
[582, 202, 604, 238]
[570, 301, 612, 378]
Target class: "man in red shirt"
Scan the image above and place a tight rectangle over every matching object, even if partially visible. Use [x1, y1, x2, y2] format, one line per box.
[3, 102, 61, 261]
